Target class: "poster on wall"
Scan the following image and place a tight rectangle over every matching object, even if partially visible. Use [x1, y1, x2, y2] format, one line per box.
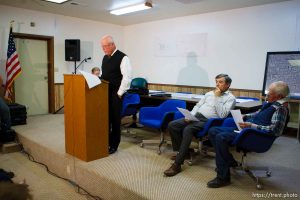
[262, 51, 300, 99]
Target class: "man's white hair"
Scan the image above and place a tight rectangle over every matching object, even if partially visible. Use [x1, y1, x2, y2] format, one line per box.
[101, 35, 114, 44]
[270, 81, 290, 97]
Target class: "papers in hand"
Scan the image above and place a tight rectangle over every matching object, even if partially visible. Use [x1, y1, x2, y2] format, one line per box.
[79, 70, 101, 89]
[177, 107, 199, 122]
[230, 109, 244, 131]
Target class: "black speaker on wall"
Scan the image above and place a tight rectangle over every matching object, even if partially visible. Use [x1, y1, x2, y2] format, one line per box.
[65, 39, 80, 61]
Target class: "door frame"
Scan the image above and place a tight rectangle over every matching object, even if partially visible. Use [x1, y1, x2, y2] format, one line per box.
[13, 32, 55, 114]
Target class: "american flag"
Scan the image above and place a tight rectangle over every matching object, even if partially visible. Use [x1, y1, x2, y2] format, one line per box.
[5, 27, 21, 101]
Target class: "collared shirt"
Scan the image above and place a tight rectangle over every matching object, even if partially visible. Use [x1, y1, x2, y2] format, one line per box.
[102, 49, 132, 96]
[246, 98, 288, 136]
[190, 90, 236, 119]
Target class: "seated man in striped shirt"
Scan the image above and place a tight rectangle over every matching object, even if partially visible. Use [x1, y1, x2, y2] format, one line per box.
[207, 81, 289, 188]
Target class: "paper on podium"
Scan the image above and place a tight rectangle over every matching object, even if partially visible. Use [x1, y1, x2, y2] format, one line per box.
[230, 109, 244, 131]
[177, 107, 199, 121]
[79, 70, 101, 89]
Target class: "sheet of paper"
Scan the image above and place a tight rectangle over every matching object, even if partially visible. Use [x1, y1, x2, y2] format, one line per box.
[230, 109, 244, 131]
[79, 70, 101, 89]
[177, 107, 199, 122]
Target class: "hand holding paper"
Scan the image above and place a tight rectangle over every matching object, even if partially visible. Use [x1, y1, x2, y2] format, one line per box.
[177, 107, 199, 122]
[230, 109, 244, 131]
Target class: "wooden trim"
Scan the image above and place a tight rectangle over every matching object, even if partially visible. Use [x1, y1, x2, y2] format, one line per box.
[148, 82, 261, 93]
[13, 32, 55, 113]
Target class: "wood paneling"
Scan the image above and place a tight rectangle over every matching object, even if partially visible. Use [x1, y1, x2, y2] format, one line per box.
[54, 82, 261, 112]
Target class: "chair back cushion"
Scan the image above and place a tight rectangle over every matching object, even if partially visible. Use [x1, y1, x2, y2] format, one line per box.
[121, 93, 140, 117]
[160, 100, 186, 116]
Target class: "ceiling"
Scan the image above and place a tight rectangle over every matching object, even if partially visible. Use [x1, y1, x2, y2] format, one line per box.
[0, 0, 290, 26]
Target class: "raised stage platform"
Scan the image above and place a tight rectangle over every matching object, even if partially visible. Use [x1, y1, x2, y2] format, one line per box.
[14, 114, 300, 200]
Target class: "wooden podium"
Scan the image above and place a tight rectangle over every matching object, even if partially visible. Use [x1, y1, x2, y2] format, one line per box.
[64, 75, 109, 162]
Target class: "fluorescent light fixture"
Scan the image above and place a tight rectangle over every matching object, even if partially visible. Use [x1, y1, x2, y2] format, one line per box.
[44, 0, 70, 4]
[110, 2, 152, 15]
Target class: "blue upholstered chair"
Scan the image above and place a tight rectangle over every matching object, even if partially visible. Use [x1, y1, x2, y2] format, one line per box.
[121, 93, 140, 136]
[121, 93, 140, 118]
[173, 111, 225, 165]
[139, 99, 186, 154]
[222, 116, 288, 190]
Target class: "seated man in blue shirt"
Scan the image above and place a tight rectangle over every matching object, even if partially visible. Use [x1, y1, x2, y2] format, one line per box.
[207, 81, 289, 188]
[164, 74, 236, 177]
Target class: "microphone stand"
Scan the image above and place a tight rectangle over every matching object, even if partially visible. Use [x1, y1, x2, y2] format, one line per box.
[55, 57, 91, 113]
[74, 58, 87, 74]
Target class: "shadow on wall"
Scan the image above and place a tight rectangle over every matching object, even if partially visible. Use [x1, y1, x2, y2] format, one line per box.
[176, 52, 209, 87]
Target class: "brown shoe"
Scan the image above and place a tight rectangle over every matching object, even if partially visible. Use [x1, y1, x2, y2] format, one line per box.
[164, 163, 181, 177]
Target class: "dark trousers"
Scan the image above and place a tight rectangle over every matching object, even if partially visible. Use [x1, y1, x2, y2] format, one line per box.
[0, 98, 11, 131]
[108, 87, 122, 149]
[208, 127, 237, 181]
[168, 114, 207, 165]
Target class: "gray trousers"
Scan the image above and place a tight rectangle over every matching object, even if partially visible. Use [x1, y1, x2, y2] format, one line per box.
[0, 97, 11, 131]
[168, 114, 207, 165]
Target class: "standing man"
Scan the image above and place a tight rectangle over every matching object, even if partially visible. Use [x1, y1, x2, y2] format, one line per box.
[100, 35, 132, 154]
[164, 74, 236, 176]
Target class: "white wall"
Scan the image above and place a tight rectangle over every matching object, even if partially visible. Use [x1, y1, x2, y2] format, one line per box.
[0, 5, 124, 83]
[1, 1, 300, 89]
[124, 0, 300, 90]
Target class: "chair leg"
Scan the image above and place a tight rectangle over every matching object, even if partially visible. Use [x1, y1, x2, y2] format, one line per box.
[187, 138, 215, 166]
[121, 126, 137, 138]
[140, 129, 170, 154]
[238, 154, 271, 190]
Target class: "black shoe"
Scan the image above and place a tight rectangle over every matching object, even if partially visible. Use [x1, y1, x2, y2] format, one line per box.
[207, 177, 231, 188]
[109, 147, 117, 154]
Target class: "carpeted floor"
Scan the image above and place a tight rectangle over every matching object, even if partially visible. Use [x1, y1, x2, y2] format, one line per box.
[0, 152, 87, 200]
[1, 114, 300, 200]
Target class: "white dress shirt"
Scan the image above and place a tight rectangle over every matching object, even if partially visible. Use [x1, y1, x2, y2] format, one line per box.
[190, 90, 236, 119]
[109, 49, 132, 96]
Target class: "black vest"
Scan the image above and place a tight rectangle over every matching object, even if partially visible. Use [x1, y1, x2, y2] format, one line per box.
[101, 50, 126, 88]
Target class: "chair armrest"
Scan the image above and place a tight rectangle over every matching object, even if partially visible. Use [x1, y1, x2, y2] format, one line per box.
[161, 111, 175, 130]
[196, 118, 224, 138]
[174, 111, 184, 120]
[222, 118, 236, 128]
[232, 128, 277, 153]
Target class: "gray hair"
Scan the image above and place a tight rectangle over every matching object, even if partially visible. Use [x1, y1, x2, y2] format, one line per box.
[101, 35, 114, 44]
[270, 81, 290, 97]
[215, 74, 232, 85]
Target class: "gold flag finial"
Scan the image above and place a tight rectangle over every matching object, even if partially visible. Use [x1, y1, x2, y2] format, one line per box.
[10, 20, 15, 28]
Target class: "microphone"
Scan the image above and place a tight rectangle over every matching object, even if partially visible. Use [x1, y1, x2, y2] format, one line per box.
[74, 57, 92, 74]
[84, 57, 91, 62]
